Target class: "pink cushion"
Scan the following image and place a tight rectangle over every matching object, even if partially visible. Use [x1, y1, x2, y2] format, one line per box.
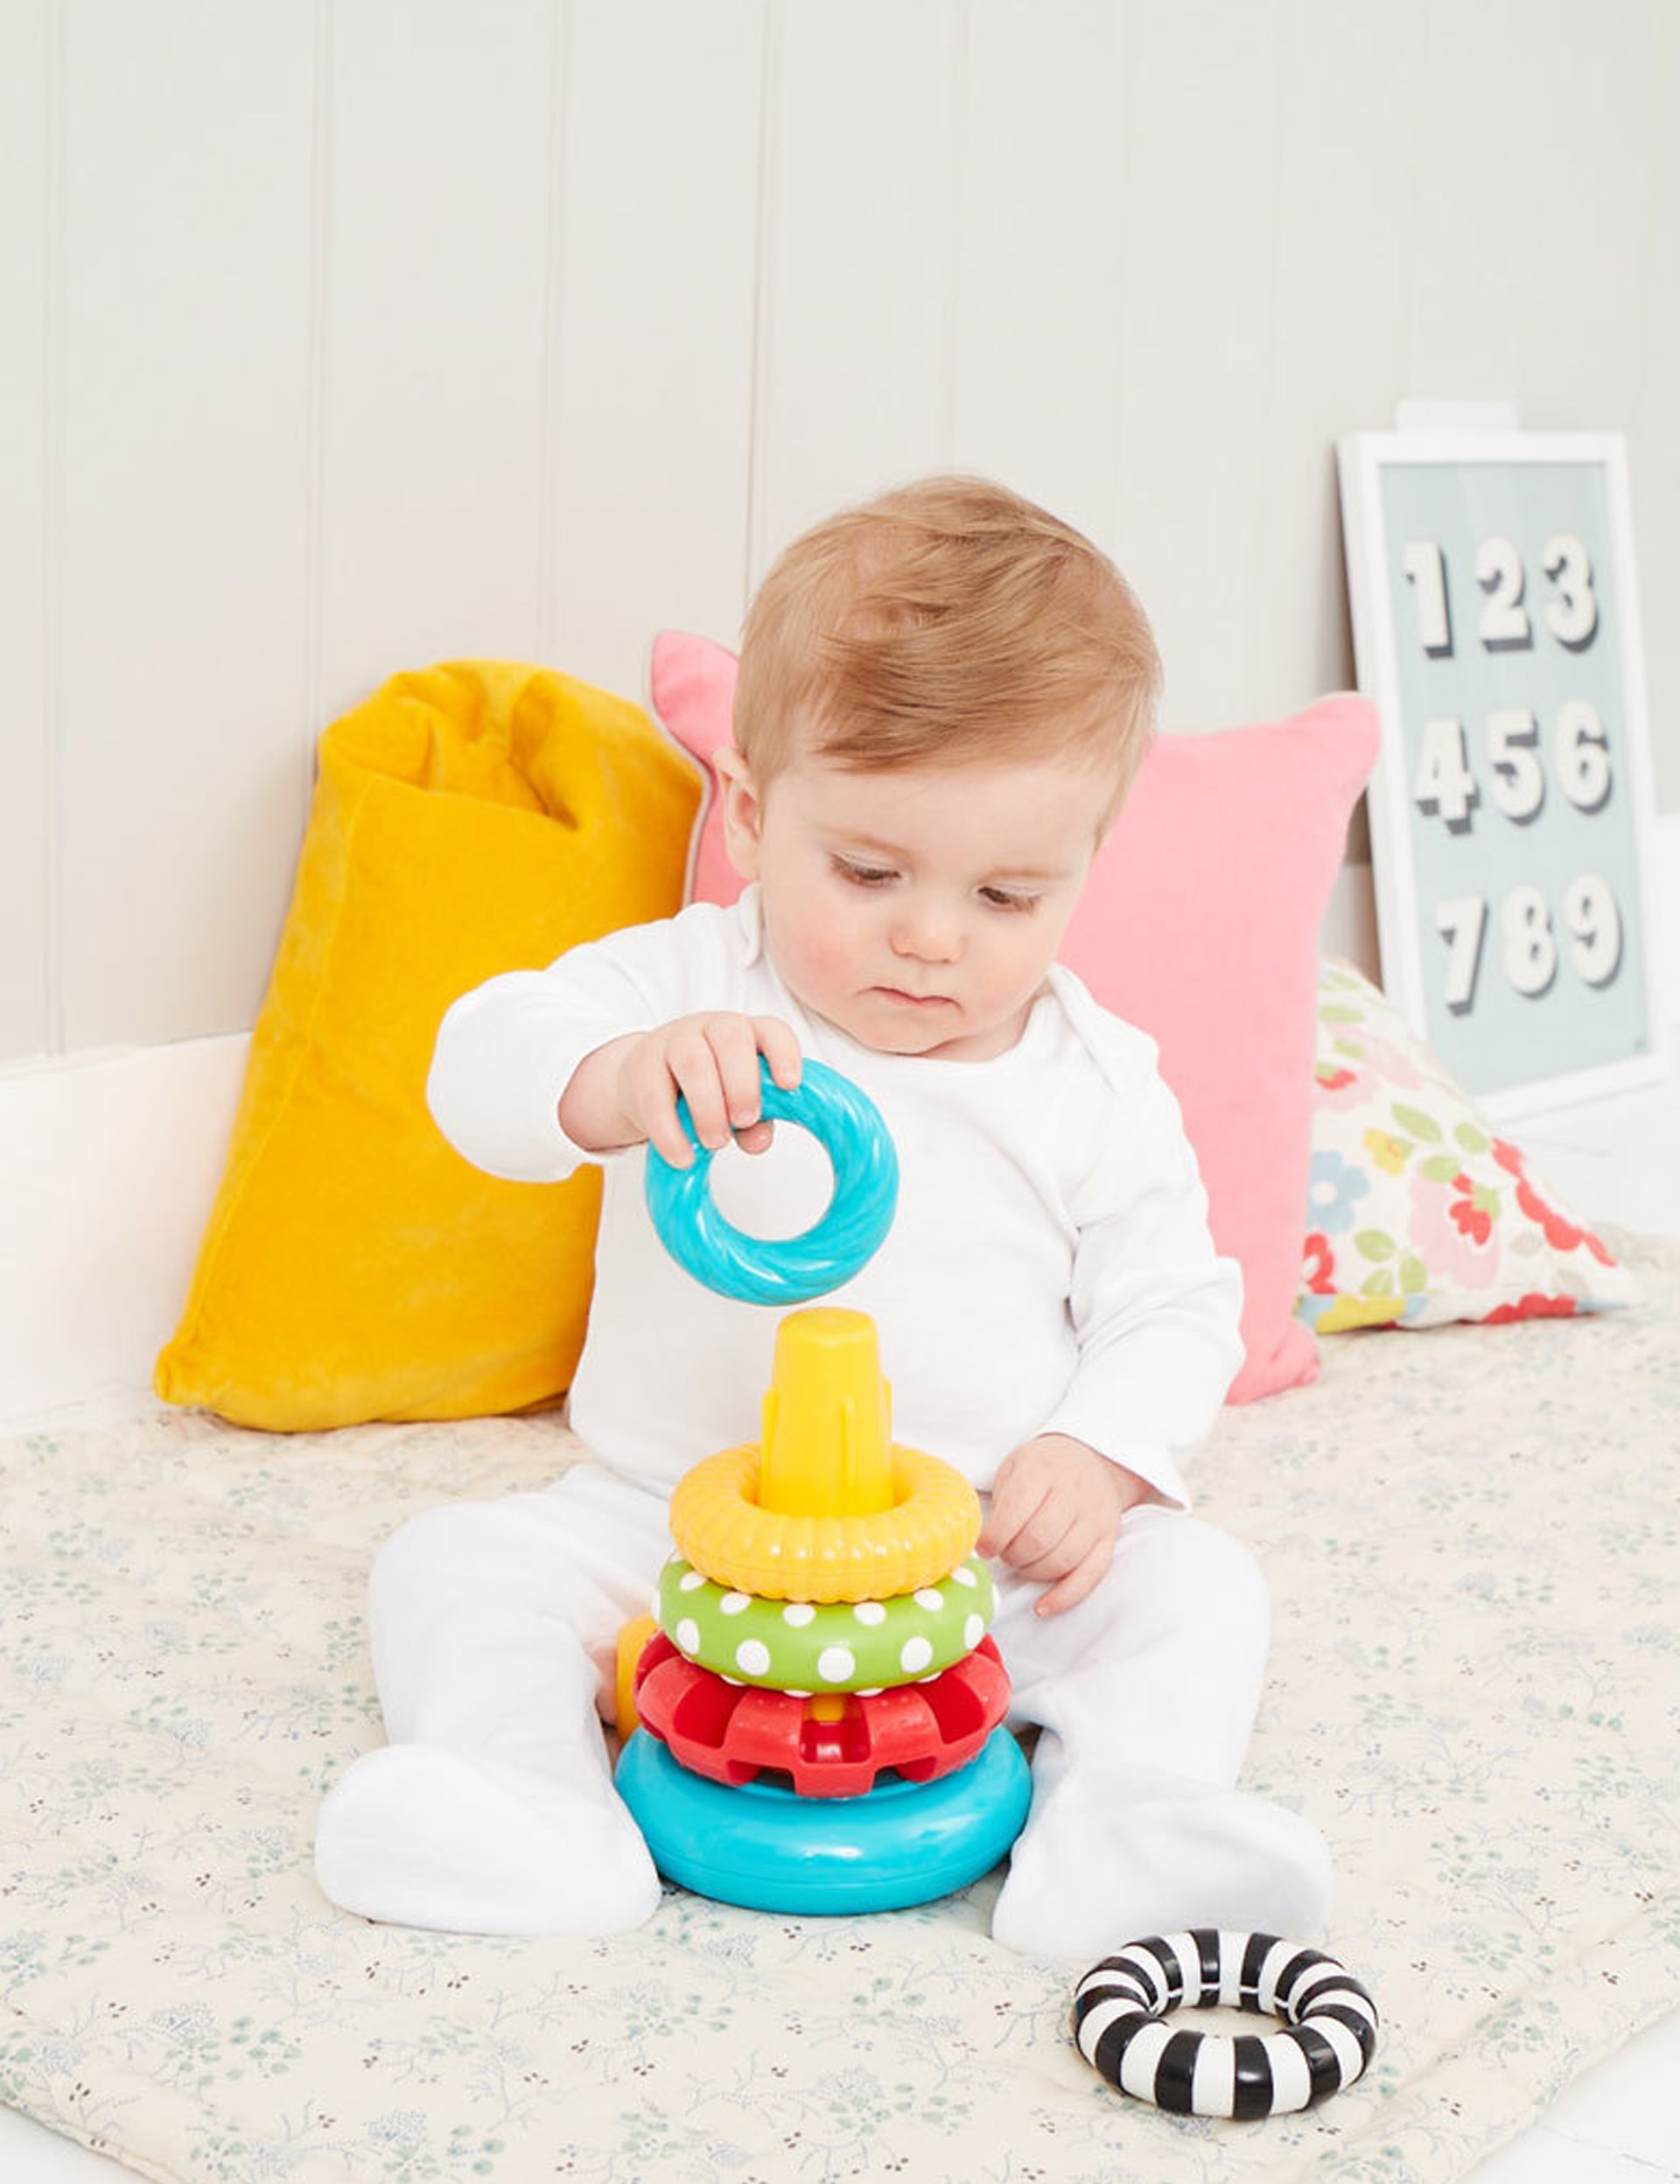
[651, 631, 742, 911]
[651, 630, 1380, 1404]
[1068, 699, 1381, 1399]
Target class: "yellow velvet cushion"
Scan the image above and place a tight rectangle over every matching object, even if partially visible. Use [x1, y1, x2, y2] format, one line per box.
[155, 660, 700, 1431]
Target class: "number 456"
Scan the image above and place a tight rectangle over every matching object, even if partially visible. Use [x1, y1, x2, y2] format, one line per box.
[1437, 876, 1622, 1011]
[1414, 703, 1612, 829]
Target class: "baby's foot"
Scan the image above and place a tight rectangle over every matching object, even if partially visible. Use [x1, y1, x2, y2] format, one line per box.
[991, 1778, 1333, 1964]
[314, 1743, 662, 1936]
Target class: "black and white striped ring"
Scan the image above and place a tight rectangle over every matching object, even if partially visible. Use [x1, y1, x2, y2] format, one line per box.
[1072, 1930, 1378, 2118]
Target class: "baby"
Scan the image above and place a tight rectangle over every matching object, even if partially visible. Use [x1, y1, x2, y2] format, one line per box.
[313, 474, 1332, 1960]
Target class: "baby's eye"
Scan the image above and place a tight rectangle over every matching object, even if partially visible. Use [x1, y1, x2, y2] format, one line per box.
[833, 856, 899, 888]
[979, 886, 1040, 914]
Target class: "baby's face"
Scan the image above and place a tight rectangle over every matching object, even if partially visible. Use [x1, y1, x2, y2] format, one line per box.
[722, 747, 1113, 1060]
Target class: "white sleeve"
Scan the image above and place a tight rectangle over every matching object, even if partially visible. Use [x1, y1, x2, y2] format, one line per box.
[424, 905, 745, 1185]
[1038, 1065, 1244, 1510]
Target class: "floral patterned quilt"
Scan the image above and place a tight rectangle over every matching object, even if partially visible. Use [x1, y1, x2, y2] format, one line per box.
[2, 1233, 1676, 2184]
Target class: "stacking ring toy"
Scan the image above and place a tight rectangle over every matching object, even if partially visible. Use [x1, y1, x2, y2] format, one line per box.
[669, 1442, 980, 1603]
[658, 1552, 994, 1690]
[645, 1057, 898, 1305]
[634, 1631, 1012, 1796]
[1073, 1930, 1379, 2118]
[616, 1722, 1031, 1914]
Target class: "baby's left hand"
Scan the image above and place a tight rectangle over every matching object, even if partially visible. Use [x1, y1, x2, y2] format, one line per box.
[976, 1433, 1159, 1618]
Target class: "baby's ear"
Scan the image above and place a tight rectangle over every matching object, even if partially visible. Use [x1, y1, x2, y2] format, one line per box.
[711, 745, 766, 880]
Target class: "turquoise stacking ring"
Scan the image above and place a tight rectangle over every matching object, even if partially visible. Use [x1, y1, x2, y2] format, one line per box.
[644, 1057, 898, 1306]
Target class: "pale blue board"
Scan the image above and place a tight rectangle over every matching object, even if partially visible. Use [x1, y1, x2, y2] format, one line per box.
[1377, 458, 1650, 1098]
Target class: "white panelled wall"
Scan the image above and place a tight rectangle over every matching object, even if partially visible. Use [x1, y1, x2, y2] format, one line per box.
[4, 0, 1679, 1067]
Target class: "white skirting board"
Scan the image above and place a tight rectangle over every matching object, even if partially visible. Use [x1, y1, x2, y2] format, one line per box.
[1, 824, 1675, 1423]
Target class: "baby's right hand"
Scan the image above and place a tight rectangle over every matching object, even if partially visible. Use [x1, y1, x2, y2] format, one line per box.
[564, 1012, 803, 1167]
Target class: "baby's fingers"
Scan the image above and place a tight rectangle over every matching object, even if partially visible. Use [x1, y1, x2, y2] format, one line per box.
[635, 1012, 803, 1166]
[1033, 1533, 1112, 1619]
[752, 1017, 803, 1094]
[707, 1016, 803, 1158]
[976, 1465, 1047, 1564]
[700, 1016, 780, 1144]
[643, 1017, 742, 1156]
[629, 1053, 707, 1169]
[617, 1022, 722, 1166]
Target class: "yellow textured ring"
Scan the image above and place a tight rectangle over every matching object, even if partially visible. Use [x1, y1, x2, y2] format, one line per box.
[668, 1445, 981, 1604]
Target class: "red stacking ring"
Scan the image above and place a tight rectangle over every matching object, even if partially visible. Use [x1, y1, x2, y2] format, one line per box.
[634, 1632, 1012, 1799]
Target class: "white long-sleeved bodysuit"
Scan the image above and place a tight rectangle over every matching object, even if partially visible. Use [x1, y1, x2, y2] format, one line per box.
[312, 892, 1334, 1956]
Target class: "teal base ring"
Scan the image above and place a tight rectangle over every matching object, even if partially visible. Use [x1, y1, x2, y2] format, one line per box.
[617, 1724, 1030, 1914]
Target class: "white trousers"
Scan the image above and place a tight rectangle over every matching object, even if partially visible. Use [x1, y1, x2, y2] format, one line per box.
[318, 1463, 1332, 1958]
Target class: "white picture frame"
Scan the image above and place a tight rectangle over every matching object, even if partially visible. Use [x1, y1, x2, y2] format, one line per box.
[1337, 429, 1666, 1120]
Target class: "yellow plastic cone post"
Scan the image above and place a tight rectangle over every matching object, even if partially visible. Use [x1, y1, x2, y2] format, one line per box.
[755, 1307, 895, 1518]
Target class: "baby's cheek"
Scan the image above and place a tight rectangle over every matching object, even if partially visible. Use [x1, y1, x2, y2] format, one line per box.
[780, 926, 858, 998]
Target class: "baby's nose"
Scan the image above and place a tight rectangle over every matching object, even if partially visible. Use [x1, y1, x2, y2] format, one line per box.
[891, 899, 962, 962]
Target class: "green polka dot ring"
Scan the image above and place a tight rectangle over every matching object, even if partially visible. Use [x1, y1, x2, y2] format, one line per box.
[656, 1553, 996, 1693]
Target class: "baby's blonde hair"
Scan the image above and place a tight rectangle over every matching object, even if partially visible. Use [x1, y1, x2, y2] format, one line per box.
[734, 475, 1160, 828]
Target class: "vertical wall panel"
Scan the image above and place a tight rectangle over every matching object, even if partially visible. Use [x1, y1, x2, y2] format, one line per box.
[752, 0, 965, 578]
[1110, 0, 1291, 734]
[56, 0, 318, 1050]
[1253, 0, 1428, 714]
[316, 0, 556, 704]
[1629, 4, 1680, 809]
[0, 2, 52, 1060]
[1516, 0, 1662, 426]
[546, 0, 765, 694]
[954, 0, 1126, 558]
[1407, 0, 1657, 416]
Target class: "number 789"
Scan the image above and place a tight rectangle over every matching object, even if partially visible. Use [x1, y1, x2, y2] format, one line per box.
[1436, 877, 1622, 1011]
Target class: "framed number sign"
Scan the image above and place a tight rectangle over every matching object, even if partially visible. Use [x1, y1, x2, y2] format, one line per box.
[1337, 430, 1664, 1118]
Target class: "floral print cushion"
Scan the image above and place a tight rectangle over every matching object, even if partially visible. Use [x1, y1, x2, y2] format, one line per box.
[1298, 958, 1638, 1333]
